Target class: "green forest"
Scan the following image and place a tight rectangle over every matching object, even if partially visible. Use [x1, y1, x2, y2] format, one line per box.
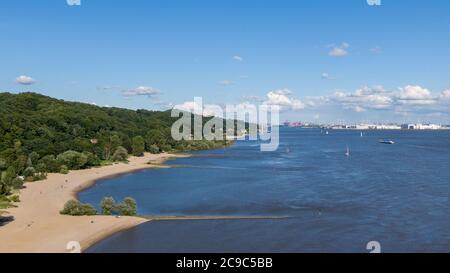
[0, 92, 235, 211]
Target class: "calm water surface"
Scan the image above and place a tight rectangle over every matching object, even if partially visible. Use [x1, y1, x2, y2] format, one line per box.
[81, 128, 450, 252]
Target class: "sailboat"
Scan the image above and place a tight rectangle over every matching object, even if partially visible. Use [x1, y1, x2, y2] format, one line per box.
[345, 146, 350, 157]
[360, 132, 363, 137]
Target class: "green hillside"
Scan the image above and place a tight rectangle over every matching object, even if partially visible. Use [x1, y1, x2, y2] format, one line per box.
[0, 92, 231, 204]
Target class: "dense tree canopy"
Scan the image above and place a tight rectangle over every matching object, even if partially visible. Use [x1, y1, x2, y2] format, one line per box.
[0, 92, 236, 205]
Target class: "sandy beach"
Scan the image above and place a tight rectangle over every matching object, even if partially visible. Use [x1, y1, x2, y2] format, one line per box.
[0, 153, 185, 253]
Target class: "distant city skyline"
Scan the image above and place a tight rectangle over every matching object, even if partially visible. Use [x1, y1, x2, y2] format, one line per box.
[283, 121, 450, 128]
[1, 0, 449, 123]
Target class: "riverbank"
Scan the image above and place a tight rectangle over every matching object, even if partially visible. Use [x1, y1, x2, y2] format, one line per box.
[0, 153, 187, 253]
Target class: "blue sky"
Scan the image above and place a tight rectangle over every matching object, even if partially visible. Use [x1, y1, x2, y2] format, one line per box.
[1, 0, 450, 123]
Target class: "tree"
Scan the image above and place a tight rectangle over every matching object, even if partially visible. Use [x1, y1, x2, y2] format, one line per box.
[56, 151, 88, 170]
[27, 152, 40, 167]
[82, 151, 100, 167]
[111, 146, 128, 162]
[10, 177, 24, 189]
[0, 158, 7, 171]
[1, 167, 17, 186]
[0, 183, 10, 196]
[131, 136, 145, 157]
[0, 92, 234, 202]
[39, 155, 60, 173]
[100, 197, 116, 215]
[60, 165, 69, 174]
[145, 129, 166, 150]
[60, 200, 97, 216]
[148, 144, 160, 154]
[23, 167, 36, 179]
[102, 134, 122, 160]
[110, 135, 122, 152]
[115, 197, 137, 216]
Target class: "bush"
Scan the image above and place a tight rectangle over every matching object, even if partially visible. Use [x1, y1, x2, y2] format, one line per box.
[32, 172, 47, 181]
[160, 144, 172, 152]
[1, 167, 16, 186]
[83, 151, 101, 167]
[148, 144, 160, 154]
[115, 197, 137, 216]
[35, 163, 47, 173]
[39, 155, 61, 173]
[145, 130, 167, 150]
[60, 165, 69, 174]
[23, 167, 36, 178]
[57, 151, 88, 170]
[11, 177, 24, 189]
[0, 158, 7, 171]
[0, 182, 11, 196]
[9, 195, 20, 203]
[100, 197, 116, 215]
[111, 146, 128, 162]
[60, 200, 97, 216]
[27, 152, 40, 167]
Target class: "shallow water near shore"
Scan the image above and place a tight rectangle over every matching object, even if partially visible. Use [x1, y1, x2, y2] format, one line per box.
[81, 128, 450, 253]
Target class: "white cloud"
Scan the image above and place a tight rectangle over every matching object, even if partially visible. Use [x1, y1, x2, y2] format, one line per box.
[397, 85, 436, 105]
[264, 89, 305, 110]
[315, 85, 450, 115]
[329, 43, 350, 57]
[439, 89, 450, 101]
[15, 75, 36, 85]
[174, 101, 200, 114]
[398, 85, 433, 100]
[179, 85, 450, 120]
[122, 86, 160, 98]
[173, 101, 223, 117]
[218, 80, 234, 86]
[232, 55, 243, 62]
[332, 86, 393, 110]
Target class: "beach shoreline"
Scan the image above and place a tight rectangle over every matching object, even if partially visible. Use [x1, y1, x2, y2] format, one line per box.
[0, 153, 188, 253]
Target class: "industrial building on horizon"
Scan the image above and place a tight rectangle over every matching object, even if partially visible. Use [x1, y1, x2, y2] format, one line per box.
[283, 121, 450, 130]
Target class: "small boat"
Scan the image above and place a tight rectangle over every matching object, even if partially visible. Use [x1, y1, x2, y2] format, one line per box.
[379, 140, 395, 145]
[360, 132, 363, 137]
[326, 131, 329, 135]
[345, 146, 350, 157]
